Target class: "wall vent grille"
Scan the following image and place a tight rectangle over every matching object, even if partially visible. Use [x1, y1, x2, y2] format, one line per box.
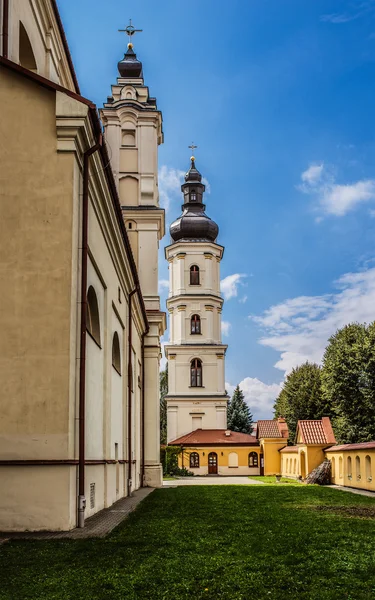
[90, 483, 95, 509]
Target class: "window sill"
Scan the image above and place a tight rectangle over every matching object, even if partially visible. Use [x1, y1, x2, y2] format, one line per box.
[228, 466, 238, 469]
[189, 386, 205, 388]
[87, 329, 102, 350]
[112, 364, 122, 376]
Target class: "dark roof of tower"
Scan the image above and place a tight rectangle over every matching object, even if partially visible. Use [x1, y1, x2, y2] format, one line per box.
[169, 158, 219, 243]
[118, 44, 143, 78]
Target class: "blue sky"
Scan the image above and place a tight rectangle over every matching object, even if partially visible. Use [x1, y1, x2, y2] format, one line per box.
[59, 0, 375, 419]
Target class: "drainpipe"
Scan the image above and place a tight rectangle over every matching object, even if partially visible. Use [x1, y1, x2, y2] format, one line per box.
[141, 332, 146, 486]
[2, 0, 9, 58]
[127, 288, 137, 497]
[78, 134, 102, 528]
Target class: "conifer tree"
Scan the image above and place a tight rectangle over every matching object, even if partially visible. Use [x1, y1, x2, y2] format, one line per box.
[227, 385, 254, 434]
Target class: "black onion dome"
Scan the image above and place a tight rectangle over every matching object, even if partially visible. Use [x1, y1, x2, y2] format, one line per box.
[118, 45, 143, 78]
[170, 158, 219, 243]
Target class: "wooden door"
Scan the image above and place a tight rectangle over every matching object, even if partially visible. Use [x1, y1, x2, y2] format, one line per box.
[208, 452, 218, 475]
[260, 453, 264, 476]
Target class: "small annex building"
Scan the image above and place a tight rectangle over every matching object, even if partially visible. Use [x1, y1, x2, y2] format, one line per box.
[169, 429, 260, 476]
[280, 417, 336, 479]
[256, 418, 289, 475]
[326, 441, 375, 493]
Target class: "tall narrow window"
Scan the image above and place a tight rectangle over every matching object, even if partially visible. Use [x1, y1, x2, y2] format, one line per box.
[356, 455, 361, 480]
[190, 358, 202, 387]
[190, 265, 200, 285]
[190, 452, 200, 468]
[365, 455, 372, 481]
[248, 452, 258, 467]
[339, 456, 343, 479]
[112, 332, 121, 375]
[86, 286, 101, 345]
[347, 456, 352, 478]
[191, 314, 201, 334]
[190, 190, 197, 202]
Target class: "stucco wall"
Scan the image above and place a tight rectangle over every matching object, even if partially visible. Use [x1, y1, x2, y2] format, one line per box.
[326, 449, 375, 492]
[178, 446, 261, 476]
[261, 440, 286, 475]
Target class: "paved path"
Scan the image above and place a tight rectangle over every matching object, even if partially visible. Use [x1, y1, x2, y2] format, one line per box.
[327, 485, 375, 499]
[0, 487, 153, 541]
[163, 476, 264, 486]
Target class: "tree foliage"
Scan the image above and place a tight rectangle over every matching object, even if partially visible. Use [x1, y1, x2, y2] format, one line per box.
[321, 322, 375, 444]
[160, 364, 168, 445]
[227, 385, 254, 434]
[274, 362, 328, 443]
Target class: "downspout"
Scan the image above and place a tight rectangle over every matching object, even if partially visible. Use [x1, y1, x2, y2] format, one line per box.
[141, 332, 146, 486]
[127, 288, 137, 497]
[2, 0, 9, 58]
[78, 133, 102, 528]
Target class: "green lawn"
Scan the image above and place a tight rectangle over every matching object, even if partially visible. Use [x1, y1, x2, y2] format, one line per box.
[1, 486, 375, 599]
[249, 475, 302, 485]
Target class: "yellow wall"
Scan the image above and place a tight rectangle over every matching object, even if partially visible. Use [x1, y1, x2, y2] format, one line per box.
[326, 449, 375, 492]
[177, 446, 261, 476]
[261, 439, 286, 475]
[281, 445, 327, 479]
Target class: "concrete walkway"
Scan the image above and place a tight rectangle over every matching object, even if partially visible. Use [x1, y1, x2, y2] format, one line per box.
[0, 487, 153, 541]
[163, 476, 264, 486]
[327, 485, 375, 499]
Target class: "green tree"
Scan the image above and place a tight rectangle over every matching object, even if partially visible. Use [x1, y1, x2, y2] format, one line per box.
[227, 385, 254, 434]
[160, 364, 168, 445]
[274, 362, 328, 443]
[321, 322, 375, 444]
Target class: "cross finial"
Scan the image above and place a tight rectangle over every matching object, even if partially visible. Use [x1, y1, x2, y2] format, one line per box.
[188, 142, 198, 161]
[119, 19, 143, 49]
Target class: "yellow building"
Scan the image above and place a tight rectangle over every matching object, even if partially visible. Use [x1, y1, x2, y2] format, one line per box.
[326, 442, 375, 492]
[280, 417, 336, 479]
[256, 418, 289, 475]
[170, 429, 261, 476]
[0, 1, 165, 531]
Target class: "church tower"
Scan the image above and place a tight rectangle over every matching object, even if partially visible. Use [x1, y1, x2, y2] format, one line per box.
[100, 33, 166, 486]
[165, 156, 228, 443]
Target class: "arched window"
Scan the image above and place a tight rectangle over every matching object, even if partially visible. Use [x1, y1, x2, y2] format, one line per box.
[331, 457, 335, 479]
[86, 286, 101, 345]
[365, 455, 372, 481]
[191, 314, 201, 334]
[286, 458, 289, 473]
[347, 456, 352, 478]
[339, 456, 343, 479]
[19, 22, 37, 72]
[248, 452, 258, 467]
[228, 452, 238, 467]
[293, 458, 297, 474]
[190, 265, 200, 285]
[356, 455, 361, 480]
[112, 332, 121, 375]
[190, 190, 197, 202]
[190, 452, 199, 468]
[190, 358, 202, 387]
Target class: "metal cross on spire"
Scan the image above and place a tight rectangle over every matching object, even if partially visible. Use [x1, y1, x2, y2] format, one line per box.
[118, 19, 143, 48]
[188, 142, 198, 161]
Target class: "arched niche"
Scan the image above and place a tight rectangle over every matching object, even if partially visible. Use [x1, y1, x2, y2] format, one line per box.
[19, 21, 37, 72]
[119, 176, 138, 206]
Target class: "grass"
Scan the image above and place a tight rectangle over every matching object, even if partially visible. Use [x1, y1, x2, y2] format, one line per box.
[162, 475, 177, 480]
[249, 475, 302, 485]
[1, 486, 375, 599]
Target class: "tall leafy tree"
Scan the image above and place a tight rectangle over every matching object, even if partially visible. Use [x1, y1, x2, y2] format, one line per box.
[227, 385, 253, 434]
[321, 322, 375, 444]
[160, 364, 168, 445]
[274, 362, 328, 443]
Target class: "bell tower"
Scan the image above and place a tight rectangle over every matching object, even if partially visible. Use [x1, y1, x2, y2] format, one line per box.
[100, 26, 166, 486]
[165, 155, 228, 443]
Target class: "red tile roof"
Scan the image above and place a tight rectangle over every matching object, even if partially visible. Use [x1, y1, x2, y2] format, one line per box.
[327, 441, 375, 452]
[297, 417, 336, 445]
[256, 418, 289, 439]
[169, 429, 259, 446]
[280, 445, 298, 453]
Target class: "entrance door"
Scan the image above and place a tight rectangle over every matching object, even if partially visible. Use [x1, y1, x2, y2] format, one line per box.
[208, 452, 218, 475]
[260, 453, 264, 476]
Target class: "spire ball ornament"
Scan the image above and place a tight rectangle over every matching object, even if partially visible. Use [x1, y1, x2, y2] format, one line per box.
[117, 19, 143, 78]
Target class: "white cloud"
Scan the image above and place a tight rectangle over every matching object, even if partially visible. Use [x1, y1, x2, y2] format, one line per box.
[158, 165, 211, 213]
[321, 3, 375, 24]
[220, 273, 246, 300]
[158, 279, 169, 294]
[299, 163, 375, 217]
[221, 321, 231, 337]
[252, 264, 375, 375]
[239, 295, 248, 304]
[301, 163, 324, 185]
[158, 166, 185, 213]
[226, 378, 282, 420]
